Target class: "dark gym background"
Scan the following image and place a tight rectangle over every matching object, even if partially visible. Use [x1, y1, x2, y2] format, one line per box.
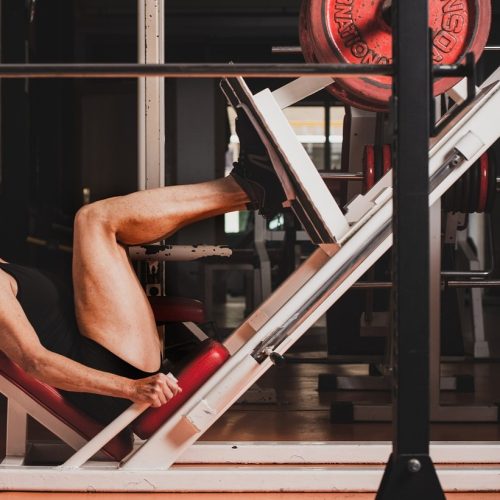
[0, 0, 498, 296]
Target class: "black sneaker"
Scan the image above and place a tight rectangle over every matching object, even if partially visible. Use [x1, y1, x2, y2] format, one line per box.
[230, 110, 287, 218]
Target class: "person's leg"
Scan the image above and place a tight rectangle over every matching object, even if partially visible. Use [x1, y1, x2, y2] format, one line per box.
[72, 176, 249, 372]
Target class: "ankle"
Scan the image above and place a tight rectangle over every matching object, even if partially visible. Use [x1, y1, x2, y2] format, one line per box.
[222, 176, 251, 203]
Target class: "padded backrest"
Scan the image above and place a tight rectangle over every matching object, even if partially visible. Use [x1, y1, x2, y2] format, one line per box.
[0, 339, 230, 459]
[0, 352, 133, 461]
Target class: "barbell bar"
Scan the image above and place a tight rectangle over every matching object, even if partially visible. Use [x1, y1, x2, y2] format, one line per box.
[0, 62, 467, 79]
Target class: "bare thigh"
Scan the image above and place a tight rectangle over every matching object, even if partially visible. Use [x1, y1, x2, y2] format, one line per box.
[72, 209, 161, 373]
[70, 178, 248, 373]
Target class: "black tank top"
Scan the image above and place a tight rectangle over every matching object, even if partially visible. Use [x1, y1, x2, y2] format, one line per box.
[0, 263, 78, 357]
[0, 262, 157, 427]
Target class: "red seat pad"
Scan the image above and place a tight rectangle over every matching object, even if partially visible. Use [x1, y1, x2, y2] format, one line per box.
[148, 296, 206, 324]
[0, 352, 133, 461]
[132, 339, 230, 439]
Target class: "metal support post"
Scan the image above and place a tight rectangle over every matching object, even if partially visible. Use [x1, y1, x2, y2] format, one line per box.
[429, 201, 497, 421]
[456, 216, 490, 358]
[138, 0, 166, 296]
[138, 0, 165, 191]
[4, 399, 27, 464]
[376, 0, 444, 497]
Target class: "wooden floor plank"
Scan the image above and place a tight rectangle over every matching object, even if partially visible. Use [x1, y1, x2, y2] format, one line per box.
[1, 493, 500, 499]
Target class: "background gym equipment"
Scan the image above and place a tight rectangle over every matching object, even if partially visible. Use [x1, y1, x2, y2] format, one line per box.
[362, 144, 498, 211]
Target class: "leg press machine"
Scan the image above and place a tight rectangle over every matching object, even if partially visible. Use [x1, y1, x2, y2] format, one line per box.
[1, 68, 500, 492]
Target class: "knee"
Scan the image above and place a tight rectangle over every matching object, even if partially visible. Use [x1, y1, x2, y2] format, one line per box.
[74, 200, 115, 235]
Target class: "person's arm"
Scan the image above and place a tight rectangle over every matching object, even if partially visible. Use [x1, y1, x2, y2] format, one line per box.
[0, 284, 180, 407]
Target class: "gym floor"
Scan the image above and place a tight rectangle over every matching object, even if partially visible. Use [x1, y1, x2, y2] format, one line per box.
[2, 493, 500, 499]
[204, 295, 500, 443]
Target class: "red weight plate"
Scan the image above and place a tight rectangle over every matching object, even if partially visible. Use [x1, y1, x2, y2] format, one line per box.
[299, 0, 318, 65]
[363, 145, 375, 192]
[477, 152, 489, 213]
[299, 0, 387, 111]
[431, 0, 491, 98]
[304, 0, 491, 110]
[382, 144, 392, 175]
[336, 85, 388, 112]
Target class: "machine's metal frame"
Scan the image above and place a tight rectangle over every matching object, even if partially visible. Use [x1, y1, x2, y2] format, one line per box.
[138, 0, 165, 192]
[1, 68, 499, 492]
[137, 0, 168, 298]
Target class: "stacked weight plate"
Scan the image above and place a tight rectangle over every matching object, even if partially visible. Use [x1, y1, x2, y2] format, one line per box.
[362, 144, 497, 212]
[442, 150, 497, 213]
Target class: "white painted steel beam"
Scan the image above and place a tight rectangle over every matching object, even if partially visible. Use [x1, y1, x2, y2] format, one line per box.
[137, 1, 166, 295]
[19, 440, 500, 466]
[0, 377, 86, 453]
[138, 0, 165, 190]
[178, 442, 500, 465]
[5, 398, 27, 459]
[0, 465, 499, 492]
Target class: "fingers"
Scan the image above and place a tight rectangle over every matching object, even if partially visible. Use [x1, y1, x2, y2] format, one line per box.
[154, 385, 168, 406]
[147, 373, 182, 407]
[131, 372, 183, 407]
[165, 372, 182, 395]
[157, 372, 180, 397]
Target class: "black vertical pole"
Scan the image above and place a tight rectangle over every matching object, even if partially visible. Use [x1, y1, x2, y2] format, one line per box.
[376, 0, 445, 497]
